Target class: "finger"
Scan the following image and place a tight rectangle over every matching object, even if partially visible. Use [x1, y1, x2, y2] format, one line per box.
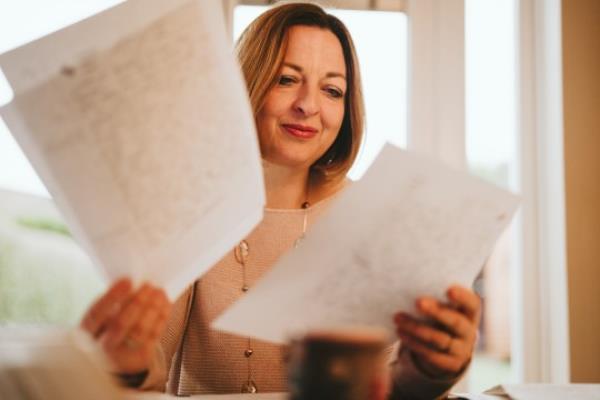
[119, 304, 161, 355]
[129, 289, 170, 343]
[416, 298, 475, 340]
[397, 333, 465, 374]
[398, 329, 466, 361]
[395, 313, 470, 357]
[116, 301, 167, 364]
[81, 278, 132, 337]
[148, 296, 172, 341]
[102, 283, 154, 349]
[447, 285, 482, 323]
[395, 313, 454, 353]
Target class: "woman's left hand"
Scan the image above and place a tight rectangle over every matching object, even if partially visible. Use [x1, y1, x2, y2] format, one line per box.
[393, 285, 481, 378]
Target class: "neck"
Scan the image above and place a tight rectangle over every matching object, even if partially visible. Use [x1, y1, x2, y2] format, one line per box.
[262, 160, 310, 209]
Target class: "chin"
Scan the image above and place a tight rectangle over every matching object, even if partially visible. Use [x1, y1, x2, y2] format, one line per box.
[264, 150, 317, 170]
[261, 141, 320, 169]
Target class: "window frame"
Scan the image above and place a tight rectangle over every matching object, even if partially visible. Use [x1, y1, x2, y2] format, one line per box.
[515, 0, 570, 383]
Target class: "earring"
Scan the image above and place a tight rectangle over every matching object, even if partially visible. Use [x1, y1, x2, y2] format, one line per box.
[326, 152, 336, 166]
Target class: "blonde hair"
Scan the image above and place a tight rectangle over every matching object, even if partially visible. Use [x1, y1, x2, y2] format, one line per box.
[236, 2, 365, 187]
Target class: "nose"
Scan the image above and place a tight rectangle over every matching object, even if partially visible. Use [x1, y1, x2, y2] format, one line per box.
[292, 84, 319, 117]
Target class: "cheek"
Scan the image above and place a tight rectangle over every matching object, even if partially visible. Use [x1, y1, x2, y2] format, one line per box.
[255, 112, 267, 142]
[256, 101, 278, 136]
[255, 111, 275, 155]
[257, 95, 284, 132]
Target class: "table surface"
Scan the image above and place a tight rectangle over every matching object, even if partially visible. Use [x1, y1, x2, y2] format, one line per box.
[125, 392, 287, 400]
[125, 392, 482, 400]
[124, 384, 600, 400]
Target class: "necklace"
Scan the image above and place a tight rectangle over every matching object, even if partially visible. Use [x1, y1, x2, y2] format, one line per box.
[234, 199, 310, 393]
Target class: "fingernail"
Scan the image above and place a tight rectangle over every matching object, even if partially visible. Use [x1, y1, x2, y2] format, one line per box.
[418, 298, 431, 310]
[141, 282, 152, 291]
[114, 279, 132, 293]
[449, 288, 459, 300]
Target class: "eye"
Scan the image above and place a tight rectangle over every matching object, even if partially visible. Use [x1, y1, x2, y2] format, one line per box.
[278, 75, 297, 86]
[324, 86, 344, 99]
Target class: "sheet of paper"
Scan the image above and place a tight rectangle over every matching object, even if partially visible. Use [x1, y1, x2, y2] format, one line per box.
[0, 0, 264, 298]
[213, 145, 520, 343]
[0, 328, 124, 400]
[485, 384, 600, 400]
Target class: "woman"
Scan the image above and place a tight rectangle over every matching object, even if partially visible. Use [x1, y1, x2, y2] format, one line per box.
[81, 3, 481, 399]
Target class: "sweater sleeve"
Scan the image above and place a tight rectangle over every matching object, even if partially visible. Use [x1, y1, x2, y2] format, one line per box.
[387, 341, 465, 400]
[138, 286, 193, 392]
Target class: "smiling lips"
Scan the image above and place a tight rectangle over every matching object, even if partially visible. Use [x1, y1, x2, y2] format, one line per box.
[281, 123, 318, 139]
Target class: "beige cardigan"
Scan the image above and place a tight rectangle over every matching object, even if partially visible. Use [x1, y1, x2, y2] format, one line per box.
[141, 200, 460, 399]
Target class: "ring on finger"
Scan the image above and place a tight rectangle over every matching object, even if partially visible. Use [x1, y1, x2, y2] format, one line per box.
[442, 335, 454, 353]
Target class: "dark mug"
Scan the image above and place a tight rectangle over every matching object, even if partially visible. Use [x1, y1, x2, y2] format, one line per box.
[288, 328, 390, 400]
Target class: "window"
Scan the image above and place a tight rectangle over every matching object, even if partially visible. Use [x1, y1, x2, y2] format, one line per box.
[465, 0, 518, 391]
[0, 0, 125, 197]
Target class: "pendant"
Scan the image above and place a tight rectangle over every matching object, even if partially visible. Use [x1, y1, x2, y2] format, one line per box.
[235, 240, 250, 264]
[241, 379, 258, 393]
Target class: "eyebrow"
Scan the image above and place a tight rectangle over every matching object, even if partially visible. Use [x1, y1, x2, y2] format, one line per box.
[282, 62, 346, 80]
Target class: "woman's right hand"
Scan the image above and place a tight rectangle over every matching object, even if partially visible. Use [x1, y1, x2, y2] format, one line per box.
[80, 278, 172, 375]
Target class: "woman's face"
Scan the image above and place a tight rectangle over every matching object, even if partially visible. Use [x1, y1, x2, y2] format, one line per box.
[256, 25, 347, 171]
